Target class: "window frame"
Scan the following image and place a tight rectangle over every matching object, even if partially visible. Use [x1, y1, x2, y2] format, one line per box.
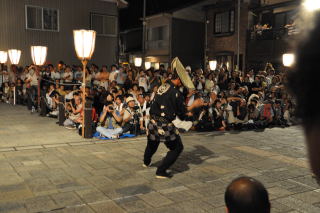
[25, 5, 59, 32]
[90, 12, 118, 37]
[213, 9, 235, 36]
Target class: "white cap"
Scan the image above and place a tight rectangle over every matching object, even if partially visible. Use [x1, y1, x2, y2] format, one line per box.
[126, 96, 135, 103]
[185, 66, 191, 71]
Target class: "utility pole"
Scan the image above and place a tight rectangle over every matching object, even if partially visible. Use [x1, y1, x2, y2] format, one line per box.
[237, 0, 240, 72]
[204, 11, 209, 71]
[142, 0, 146, 63]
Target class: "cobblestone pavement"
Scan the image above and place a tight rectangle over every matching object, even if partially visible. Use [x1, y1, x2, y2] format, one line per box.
[0, 104, 97, 149]
[0, 103, 319, 213]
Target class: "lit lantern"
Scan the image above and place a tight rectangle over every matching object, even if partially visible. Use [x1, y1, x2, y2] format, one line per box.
[134, 57, 142, 67]
[31, 46, 47, 66]
[0, 51, 7, 64]
[209, 60, 217, 71]
[73, 30, 96, 61]
[145, 61, 151, 70]
[282, 53, 295, 67]
[154, 63, 160, 70]
[8, 49, 21, 65]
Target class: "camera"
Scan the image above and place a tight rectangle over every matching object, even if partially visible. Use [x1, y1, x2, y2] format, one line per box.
[66, 99, 75, 107]
[108, 106, 114, 110]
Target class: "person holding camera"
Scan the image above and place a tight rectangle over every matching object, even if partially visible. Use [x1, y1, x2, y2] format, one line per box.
[64, 94, 82, 129]
[96, 101, 123, 139]
[122, 96, 144, 135]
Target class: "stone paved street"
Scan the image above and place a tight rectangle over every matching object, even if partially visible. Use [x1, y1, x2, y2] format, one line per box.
[0, 103, 319, 213]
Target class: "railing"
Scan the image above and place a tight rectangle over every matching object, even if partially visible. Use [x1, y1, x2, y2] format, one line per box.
[146, 40, 169, 50]
[248, 27, 299, 41]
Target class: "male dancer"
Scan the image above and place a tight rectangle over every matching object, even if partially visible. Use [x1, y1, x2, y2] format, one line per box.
[143, 67, 203, 178]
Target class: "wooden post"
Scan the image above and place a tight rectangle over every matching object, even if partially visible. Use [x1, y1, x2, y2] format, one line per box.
[58, 95, 65, 126]
[81, 60, 87, 137]
[84, 99, 93, 138]
[37, 66, 41, 110]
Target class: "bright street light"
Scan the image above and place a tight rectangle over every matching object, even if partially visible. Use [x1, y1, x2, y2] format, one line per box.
[282, 53, 295, 67]
[303, 0, 320, 12]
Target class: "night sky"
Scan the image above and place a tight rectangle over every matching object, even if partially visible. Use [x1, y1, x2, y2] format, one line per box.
[119, 0, 201, 31]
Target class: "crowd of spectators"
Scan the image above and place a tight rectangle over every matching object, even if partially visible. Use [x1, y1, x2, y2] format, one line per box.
[0, 60, 297, 138]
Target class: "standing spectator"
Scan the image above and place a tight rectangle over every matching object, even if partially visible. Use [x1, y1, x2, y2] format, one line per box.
[98, 66, 109, 89]
[116, 67, 127, 88]
[205, 73, 215, 94]
[50, 66, 61, 82]
[149, 69, 161, 91]
[15, 78, 24, 105]
[8, 65, 18, 84]
[137, 70, 149, 92]
[25, 65, 39, 112]
[74, 66, 83, 82]
[62, 66, 73, 88]
[109, 64, 118, 82]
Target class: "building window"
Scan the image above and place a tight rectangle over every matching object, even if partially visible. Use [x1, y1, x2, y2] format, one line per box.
[146, 25, 169, 49]
[91, 13, 117, 36]
[147, 26, 169, 41]
[214, 10, 235, 35]
[25, 5, 59, 31]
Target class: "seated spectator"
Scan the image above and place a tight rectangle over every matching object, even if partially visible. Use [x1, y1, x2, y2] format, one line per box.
[56, 85, 66, 96]
[64, 94, 82, 129]
[45, 84, 59, 116]
[247, 99, 260, 122]
[2, 82, 10, 103]
[96, 101, 123, 139]
[272, 99, 287, 127]
[235, 99, 248, 123]
[212, 99, 226, 130]
[225, 176, 270, 213]
[258, 100, 274, 127]
[114, 95, 124, 113]
[137, 93, 150, 128]
[122, 96, 144, 135]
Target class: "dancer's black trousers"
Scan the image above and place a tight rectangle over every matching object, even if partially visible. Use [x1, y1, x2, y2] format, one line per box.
[143, 135, 184, 173]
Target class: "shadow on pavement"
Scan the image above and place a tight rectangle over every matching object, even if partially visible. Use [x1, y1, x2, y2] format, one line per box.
[152, 145, 217, 174]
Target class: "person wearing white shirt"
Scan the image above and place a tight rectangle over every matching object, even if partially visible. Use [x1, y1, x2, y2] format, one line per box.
[109, 65, 118, 82]
[25, 66, 39, 111]
[20, 67, 29, 82]
[62, 66, 73, 83]
[51, 69, 61, 81]
[74, 67, 83, 82]
[137, 70, 149, 92]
